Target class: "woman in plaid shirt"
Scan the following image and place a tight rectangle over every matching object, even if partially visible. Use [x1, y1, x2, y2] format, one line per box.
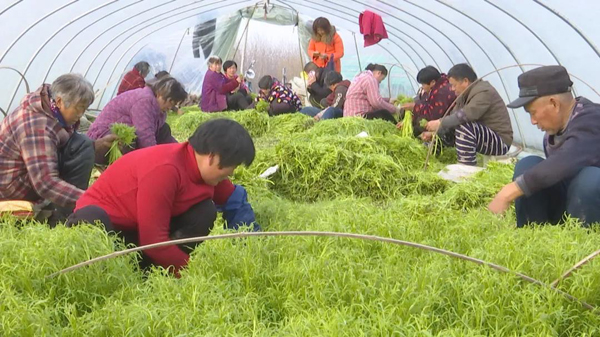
[0, 74, 115, 224]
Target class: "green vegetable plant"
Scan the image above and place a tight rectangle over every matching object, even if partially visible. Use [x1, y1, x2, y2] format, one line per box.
[106, 123, 136, 165]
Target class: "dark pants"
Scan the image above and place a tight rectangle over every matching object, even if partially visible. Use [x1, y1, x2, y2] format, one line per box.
[365, 109, 397, 124]
[514, 156, 600, 228]
[227, 92, 252, 110]
[27, 132, 95, 224]
[66, 199, 218, 266]
[269, 102, 298, 116]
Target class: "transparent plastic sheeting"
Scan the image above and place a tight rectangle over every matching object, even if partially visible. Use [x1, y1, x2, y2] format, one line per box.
[1, 0, 599, 151]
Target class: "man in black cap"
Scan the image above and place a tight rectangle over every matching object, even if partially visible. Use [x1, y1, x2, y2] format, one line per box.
[488, 65, 600, 227]
[67, 119, 261, 275]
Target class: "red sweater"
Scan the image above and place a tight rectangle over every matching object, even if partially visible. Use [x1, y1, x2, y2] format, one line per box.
[117, 68, 146, 95]
[76, 142, 235, 272]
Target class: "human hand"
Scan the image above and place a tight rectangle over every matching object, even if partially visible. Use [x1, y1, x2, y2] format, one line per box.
[488, 193, 511, 215]
[488, 182, 523, 215]
[94, 134, 119, 153]
[425, 119, 441, 132]
[420, 131, 433, 142]
[396, 121, 403, 129]
[402, 102, 415, 110]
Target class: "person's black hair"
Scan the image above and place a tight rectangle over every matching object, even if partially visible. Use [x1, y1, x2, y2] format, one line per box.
[151, 76, 188, 104]
[416, 66, 441, 84]
[188, 119, 255, 167]
[258, 75, 274, 90]
[155, 70, 170, 79]
[366, 64, 388, 76]
[223, 60, 238, 72]
[303, 62, 319, 74]
[324, 71, 343, 86]
[448, 63, 478, 83]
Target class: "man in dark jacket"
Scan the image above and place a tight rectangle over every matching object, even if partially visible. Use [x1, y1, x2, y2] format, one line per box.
[425, 63, 513, 165]
[304, 62, 333, 108]
[489, 65, 600, 228]
[314, 71, 350, 120]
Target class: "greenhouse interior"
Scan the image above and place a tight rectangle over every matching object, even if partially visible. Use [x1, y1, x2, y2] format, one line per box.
[1, 0, 600, 335]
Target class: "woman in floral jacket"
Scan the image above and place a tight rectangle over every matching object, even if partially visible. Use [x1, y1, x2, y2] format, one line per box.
[256, 75, 302, 116]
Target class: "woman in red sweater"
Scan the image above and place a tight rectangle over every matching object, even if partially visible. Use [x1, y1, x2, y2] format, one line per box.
[66, 119, 260, 274]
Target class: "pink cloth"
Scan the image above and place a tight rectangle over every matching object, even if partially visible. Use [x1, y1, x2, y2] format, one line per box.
[359, 10, 388, 47]
[344, 71, 396, 117]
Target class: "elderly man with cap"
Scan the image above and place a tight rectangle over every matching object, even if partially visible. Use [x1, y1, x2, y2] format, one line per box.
[66, 119, 261, 275]
[488, 65, 600, 227]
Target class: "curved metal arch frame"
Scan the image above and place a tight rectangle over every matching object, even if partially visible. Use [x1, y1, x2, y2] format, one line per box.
[352, 0, 457, 67]
[5, 0, 119, 111]
[283, 0, 420, 92]
[533, 0, 600, 59]
[70, 0, 178, 74]
[0, 0, 78, 63]
[431, 0, 524, 73]
[0, 66, 30, 116]
[109, 43, 151, 100]
[483, 0, 561, 65]
[288, 0, 427, 70]
[373, 0, 470, 64]
[96, 0, 251, 107]
[90, 0, 240, 92]
[88, 0, 417, 106]
[483, 1, 581, 101]
[399, 0, 527, 147]
[0, 0, 22, 17]
[108, 0, 420, 102]
[42, 0, 144, 83]
[288, 0, 442, 70]
[285, 0, 422, 67]
[85, 0, 198, 81]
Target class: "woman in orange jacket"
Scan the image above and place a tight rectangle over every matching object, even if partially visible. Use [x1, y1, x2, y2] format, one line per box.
[307, 17, 344, 73]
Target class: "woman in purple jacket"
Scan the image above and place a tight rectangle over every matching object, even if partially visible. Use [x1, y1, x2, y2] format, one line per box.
[87, 76, 188, 164]
[200, 56, 244, 112]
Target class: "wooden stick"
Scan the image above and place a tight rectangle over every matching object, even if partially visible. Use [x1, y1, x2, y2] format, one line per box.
[46, 230, 598, 312]
[551, 249, 600, 288]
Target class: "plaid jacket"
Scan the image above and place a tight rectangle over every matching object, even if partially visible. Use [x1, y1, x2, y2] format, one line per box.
[0, 85, 82, 207]
[117, 68, 146, 95]
[344, 71, 396, 117]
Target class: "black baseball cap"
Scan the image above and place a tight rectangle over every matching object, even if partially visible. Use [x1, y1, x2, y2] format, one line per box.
[507, 65, 573, 109]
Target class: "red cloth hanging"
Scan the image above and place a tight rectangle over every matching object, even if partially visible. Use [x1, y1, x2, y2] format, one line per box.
[359, 10, 388, 47]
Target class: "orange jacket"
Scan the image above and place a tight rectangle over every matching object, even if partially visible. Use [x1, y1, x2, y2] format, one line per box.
[308, 27, 344, 73]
